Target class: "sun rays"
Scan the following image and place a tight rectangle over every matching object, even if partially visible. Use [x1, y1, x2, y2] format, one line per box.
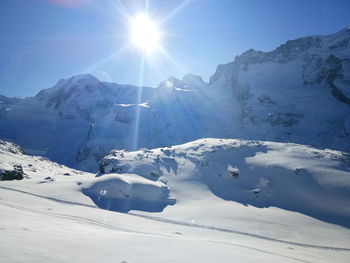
[76, 0, 194, 150]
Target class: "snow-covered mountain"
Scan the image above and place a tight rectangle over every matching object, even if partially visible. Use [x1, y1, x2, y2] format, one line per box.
[209, 27, 350, 150]
[0, 27, 349, 171]
[0, 73, 234, 171]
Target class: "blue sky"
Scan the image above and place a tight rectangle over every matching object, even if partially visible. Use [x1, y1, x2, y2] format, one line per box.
[1, 0, 350, 96]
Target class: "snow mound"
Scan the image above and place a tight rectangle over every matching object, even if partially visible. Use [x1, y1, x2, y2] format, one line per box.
[101, 138, 350, 227]
[82, 173, 175, 212]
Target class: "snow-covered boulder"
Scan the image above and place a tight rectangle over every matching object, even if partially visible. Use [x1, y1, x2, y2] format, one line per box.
[82, 173, 175, 212]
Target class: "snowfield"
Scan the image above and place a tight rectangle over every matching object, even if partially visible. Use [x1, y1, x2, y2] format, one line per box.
[1, 139, 350, 262]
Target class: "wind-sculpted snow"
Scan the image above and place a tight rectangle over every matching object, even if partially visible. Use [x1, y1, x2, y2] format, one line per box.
[101, 138, 350, 227]
[82, 173, 175, 212]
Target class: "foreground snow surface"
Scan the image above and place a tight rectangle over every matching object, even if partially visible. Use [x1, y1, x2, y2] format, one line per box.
[1, 139, 350, 262]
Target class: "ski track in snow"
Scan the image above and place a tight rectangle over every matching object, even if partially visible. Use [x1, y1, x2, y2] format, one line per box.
[0, 202, 316, 263]
[0, 201, 172, 238]
[208, 240, 314, 263]
[1, 185, 349, 253]
[128, 212, 350, 252]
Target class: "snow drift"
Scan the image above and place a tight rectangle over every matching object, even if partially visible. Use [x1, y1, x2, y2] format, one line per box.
[82, 173, 175, 212]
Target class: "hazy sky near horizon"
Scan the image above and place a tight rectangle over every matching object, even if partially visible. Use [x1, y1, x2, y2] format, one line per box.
[1, 0, 350, 96]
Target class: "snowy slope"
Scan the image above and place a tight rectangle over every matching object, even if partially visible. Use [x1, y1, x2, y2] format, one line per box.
[0, 139, 94, 200]
[1, 139, 350, 263]
[0, 140, 173, 212]
[100, 138, 350, 228]
[0, 140, 86, 179]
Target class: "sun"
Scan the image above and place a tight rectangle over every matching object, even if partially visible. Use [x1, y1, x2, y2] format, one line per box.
[130, 13, 161, 52]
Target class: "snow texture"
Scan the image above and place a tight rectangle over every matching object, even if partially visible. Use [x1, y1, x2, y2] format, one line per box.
[100, 138, 350, 227]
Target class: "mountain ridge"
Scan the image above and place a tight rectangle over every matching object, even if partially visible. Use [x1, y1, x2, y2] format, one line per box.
[0, 27, 349, 171]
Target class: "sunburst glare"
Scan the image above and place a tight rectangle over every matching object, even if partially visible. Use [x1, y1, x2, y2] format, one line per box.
[130, 13, 161, 53]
